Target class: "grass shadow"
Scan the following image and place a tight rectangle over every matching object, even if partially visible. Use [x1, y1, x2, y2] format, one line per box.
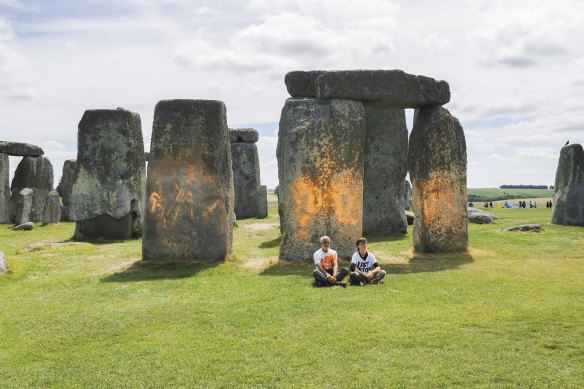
[259, 236, 281, 249]
[100, 259, 221, 282]
[366, 233, 409, 243]
[384, 252, 474, 274]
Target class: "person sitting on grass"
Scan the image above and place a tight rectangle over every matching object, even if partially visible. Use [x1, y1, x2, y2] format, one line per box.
[313, 235, 348, 288]
[350, 237, 386, 285]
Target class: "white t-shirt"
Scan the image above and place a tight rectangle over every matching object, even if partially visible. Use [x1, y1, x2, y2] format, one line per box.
[351, 251, 378, 273]
[313, 248, 338, 271]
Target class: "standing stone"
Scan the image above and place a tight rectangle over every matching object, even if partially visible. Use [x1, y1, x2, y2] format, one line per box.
[12, 188, 33, 225]
[403, 180, 412, 211]
[408, 105, 468, 253]
[72, 109, 145, 239]
[10, 156, 53, 222]
[0, 153, 9, 223]
[551, 143, 584, 226]
[143, 100, 234, 261]
[230, 128, 261, 219]
[278, 98, 366, 260]
[257, 185, 268, 218]
[0, 251, 6, 275]
[42, 190, 61, 224]
[60, 159, 77, 221]
[362, 107, 408, 234]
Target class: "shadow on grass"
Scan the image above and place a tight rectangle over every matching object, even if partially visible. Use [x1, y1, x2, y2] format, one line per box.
[366, 233, 409, 243]
[100, 259, 221, 282]
[259, 236, 281, 249]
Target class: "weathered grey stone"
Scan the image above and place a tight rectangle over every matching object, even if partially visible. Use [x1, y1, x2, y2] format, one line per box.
[403, 179, 412, 211]
[60, 159, 77, 221]
[363, 107, 408, 234]
[503, 224, 540, 232]
[0, 153, 10, 223]
[42, 190, 61, 225]
[257, 185, 268, 218]
[468, 207, 495, 224]
[551, 144, 584, 226]
[144, 152, 150, 162]
[408, 105, 468, 253]
[11, 156, 53, 222]
[11, 221, 35, 231]
[231, 141, 260, 219]
[72, 109, 145, 239]
[12, 188, 33, 225]
[0, 141, 44, 156]
[284, 70, 327, 97]
[143, 99, 234, 261]
[277, 98, 366, 260]
[405, 210, 414, 225]
[0, 251, 6, 274]
[316, 70, 450, 109]
[229, 128, 259, 143]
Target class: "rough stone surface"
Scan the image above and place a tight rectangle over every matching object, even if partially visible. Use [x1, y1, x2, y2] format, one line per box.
[0, 251, 6, 274]
[278, 98, 366, 260]
[10, 156, 53, 222]
[144, 152, 150, 162]
[0, 153, 10, 223]
[403, 180, 412, 211]
[551, 143, 584, 226]
[143, 99, 234, 261]
[231, 141, 260, 219]
[60, 159, 77, 221]
[363, 107, 408, 234]
[72, 109, 145, 239]
[405, 210, 414, 225]
[12, 188, 33, 225]
[229, 128, 259, 143]
[468, 207, 495, 224]
[408, 105, 468, 253]
[257, 185, 268, 218]
[316, 70, 450, 109]
[11, 221, 35, 231]
[503, 224, 541, 232]
[0, 141, 44, 156]
[42, 190, 61, 224]
[284, 70, 327, 97]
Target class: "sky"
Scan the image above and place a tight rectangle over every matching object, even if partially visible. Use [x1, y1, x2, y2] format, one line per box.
[1, 0, 583, 189]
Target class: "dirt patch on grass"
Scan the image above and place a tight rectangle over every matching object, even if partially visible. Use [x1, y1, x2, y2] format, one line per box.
[243, 223, 279, 232]
[241, 256, 278, 269]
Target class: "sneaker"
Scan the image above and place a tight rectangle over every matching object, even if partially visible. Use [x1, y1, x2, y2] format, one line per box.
[372, 271, 386, 284]
[336, 281, 347, 288]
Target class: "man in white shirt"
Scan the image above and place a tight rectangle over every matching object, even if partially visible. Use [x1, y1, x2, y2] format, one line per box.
[313, 235, 348, 287]
[350, 237, 386, 285]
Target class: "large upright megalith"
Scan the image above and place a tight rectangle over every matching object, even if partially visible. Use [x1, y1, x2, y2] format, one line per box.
[13, 188, 33, 225]
[551, 143, 584, 226]
[60, 159, 77, 221]
[362, 107, 408, 234]
[72, 108, 145, 239]
[10, 156, 53, 222]
[0, 153, 9, 223]
[230, 128, 261, 219]
[257, 185, 268, 219]
[42, 190, 61, 224]
[278, 98, 366, 260]
[408, 105, 468, 253]
[143, 100, 234, 261]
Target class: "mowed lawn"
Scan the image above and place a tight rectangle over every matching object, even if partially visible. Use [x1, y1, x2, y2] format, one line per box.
[1, 196, 583, 388]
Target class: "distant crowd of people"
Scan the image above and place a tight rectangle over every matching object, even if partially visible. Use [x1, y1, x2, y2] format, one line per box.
[546, 200, 553, 208]
[518, 201, 536, 208]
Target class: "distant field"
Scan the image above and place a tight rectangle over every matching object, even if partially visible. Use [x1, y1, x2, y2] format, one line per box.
[468, 188, 554, 202]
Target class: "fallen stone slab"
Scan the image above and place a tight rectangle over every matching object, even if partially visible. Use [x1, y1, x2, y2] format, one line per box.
[468, 208, 497, 224]
[285, 70, 326, 97]
[0, 251, 6, 274]
[11, 221, 35, 231]
[0, 141, 44, 156]
[229, 128, 259, 143]
[22, 242, 86, 253]
[316, 69, 450, 109]
[503, 224, 541, 232]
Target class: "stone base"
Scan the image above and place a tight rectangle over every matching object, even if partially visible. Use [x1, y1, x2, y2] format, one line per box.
[74, 213, 136, 239]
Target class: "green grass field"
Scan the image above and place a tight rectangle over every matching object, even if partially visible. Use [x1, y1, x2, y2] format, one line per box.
[468, 188, 554, 202]
[1, 195, 583, 387]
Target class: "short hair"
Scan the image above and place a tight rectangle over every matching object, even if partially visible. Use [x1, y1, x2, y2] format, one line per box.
[320, 235, 331, 243]
[355, 237, 367, 247]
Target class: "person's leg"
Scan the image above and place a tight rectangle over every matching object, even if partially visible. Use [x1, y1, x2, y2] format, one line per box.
[371, 270, 386, 284]
[350, 271, 367, 285]
[313, 268, 329, 286]
[336, 267, 349, 282]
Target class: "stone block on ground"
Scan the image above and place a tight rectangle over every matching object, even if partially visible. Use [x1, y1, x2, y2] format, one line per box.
[408, 105, 468, 253]
[12, 188, 33, 225]
[42, 190, 61, 224]
[11, 221, 35, 231]
[362, 107, 408, 234]
[468, 207, 495, 224]
[10, 156, 53, 222]
[277, 98, 366, 260]
[0, 153, 9, 223]
[503, 224, 541, 232]
[143, 99, 234, 261]
[72, 108, 145, 239]
[316, 69, 450, 109]
[257, 185, 268, 218]
[284, 70, 327, 98]
[551, 143, 584, 226]
[0, 141, 44, 156]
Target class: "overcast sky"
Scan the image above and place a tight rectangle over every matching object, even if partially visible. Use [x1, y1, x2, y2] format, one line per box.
[1, 0, 582, 189]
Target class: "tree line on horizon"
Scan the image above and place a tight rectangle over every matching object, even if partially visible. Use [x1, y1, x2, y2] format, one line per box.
[499, 184, 553, 190]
